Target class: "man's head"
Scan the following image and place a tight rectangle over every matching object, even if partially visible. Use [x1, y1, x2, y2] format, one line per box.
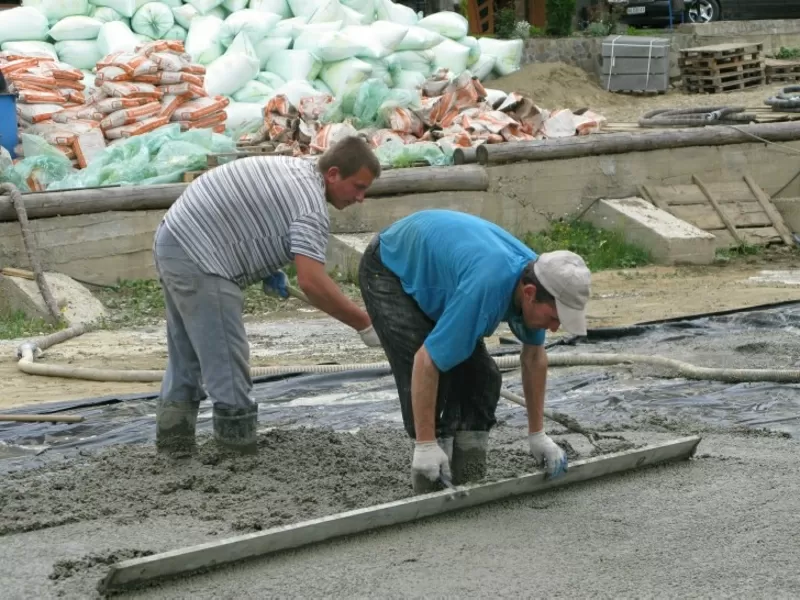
[317, 136, 381, 210]
[518, 250, 591, 335]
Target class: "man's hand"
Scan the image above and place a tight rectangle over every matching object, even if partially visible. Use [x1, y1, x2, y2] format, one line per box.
[262, 270, 289, 299]
[412, 441, 451, 482]
[529, 429, 568, 479]
[358, 324, 381, 347]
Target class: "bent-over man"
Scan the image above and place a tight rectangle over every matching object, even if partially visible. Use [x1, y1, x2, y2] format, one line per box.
[154, 136, 382, 456]
[358, 209, 591, 492]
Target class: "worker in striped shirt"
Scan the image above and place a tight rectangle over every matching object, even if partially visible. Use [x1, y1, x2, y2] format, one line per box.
[153, 136, 382, 456]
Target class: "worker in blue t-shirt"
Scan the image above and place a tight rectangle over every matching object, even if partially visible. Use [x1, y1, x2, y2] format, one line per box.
[358, 209, 592, 493]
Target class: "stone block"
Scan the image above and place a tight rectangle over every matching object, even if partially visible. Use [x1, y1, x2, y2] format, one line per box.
[0, 271, 108, 326]
[325, 233, 375, 282]
[583, 197, 716, 265]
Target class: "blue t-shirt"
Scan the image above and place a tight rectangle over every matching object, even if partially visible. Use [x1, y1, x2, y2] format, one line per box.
[378, 209, 546, 372]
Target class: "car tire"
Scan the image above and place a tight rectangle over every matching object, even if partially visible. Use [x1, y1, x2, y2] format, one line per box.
[687, 0, 720, 23]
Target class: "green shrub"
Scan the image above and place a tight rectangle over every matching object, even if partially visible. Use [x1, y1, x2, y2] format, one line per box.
[545, 0, 576, 37]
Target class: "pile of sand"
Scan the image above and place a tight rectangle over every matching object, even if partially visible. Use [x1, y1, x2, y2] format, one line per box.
[488, 62, 629, 111]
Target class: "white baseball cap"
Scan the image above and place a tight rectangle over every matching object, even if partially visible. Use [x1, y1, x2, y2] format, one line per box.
[533, 250, 591, 336]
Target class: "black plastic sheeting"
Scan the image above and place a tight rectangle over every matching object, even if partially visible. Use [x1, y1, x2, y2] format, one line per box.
[2, 302, 800, 472]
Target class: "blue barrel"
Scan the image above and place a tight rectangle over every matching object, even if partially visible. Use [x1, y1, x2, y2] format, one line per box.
[0, 93, 19, 159]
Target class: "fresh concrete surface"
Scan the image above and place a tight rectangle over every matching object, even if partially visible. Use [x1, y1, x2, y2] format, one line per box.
[0, 271, 108, 325]
[583, 197, 716, 265]
[3, 431, 795, 599]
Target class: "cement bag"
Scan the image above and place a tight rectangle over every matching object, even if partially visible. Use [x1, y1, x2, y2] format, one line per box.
[223, 0, 248, 11]
[395, 25, 443, 51]
[312, 78, 333, 94]
[163, 25, 188, 41]
[91, 0, 144, 19]
[360, 57, 392, 85]
[338, 25, 390, 59]
[265, 49, 321, 82]
[458, 35, 480, 66]
[469, 53, 494, 80]
[290, 20, 342, 42]
[386, 50, 432, 75]
[185, 16, 225, 65]
[91, 7, 126, 24]
[341, 0, 374, 17]
[186, 0, 226, 16]
[22, 0, 89, 26]
[374, 0, 417, 26]
[0, 7, 49, 45]
[250, 0, 291, 19]
[160, 0, 184, 6]
[232, 79, 273, 102]
[417, 12, 468, 40]
[97, 21, 139, 55]
[219, 10, 282, 47]
[255, 36, 291, 69]
[48, 16, 103, 41]
[295, 28, 364, 62]
[256, 70, 285, 88]
[477, 37, 523, 77]
[307, 0, 345, 24]
[431, 38, 469, 76]
[273, 79, 324, 107]
[204, 32, 260, 96]
[392, 68, 425, 90]
[368, 20, 408, 52]
[268, 16, 309, 37]
[55, 40, 103, 69]
[1, 41, 58, 60]
[225, 101, 264, 130]
[131, 3, 175, 39]
[319, 57, 372, 97]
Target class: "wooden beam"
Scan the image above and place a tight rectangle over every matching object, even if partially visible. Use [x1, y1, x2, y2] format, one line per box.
[638, 184, 669, 211]
[1, 267, 35, 280]
[692, 174, 744, 245]
[475, 122, 800, 165]
[743, 174, 795, 245]
[100, 436, 702, 594]
[453, 147, 478, 165]
[0, 166, 489, 222]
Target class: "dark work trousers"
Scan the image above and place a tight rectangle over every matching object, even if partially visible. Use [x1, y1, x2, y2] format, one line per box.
[358, 235, 502, 440]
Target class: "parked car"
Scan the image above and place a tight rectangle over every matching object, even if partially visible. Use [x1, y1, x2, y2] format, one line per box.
[620, 0, 800, 26]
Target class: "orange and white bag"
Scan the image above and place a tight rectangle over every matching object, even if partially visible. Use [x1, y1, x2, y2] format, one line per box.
[95, 96, 151, 114]
[104, 116, 169, 139]
[158, 82, 206, 99]
[159, 94, 191, 120]
[101, 81, 163, 100]
[136, 40, 186, 57]
[16, 89, 67, 104]
[95, 66, 132, 85]
[52, 105, 105, 123]
[96, 52, 151, 76]
[170, 96, 229, 122]
[175, 110, 226, 131]
[134, 71, 203, 87]
[149, 51, 192, 72]
[100, 102, 162, 130]
[17, 103, 65, 124]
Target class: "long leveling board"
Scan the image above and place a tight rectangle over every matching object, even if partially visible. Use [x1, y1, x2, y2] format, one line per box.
[101, 435, 702, 593]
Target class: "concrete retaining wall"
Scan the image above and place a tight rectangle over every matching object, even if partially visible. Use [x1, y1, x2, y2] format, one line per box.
[2, 140, 800, 285]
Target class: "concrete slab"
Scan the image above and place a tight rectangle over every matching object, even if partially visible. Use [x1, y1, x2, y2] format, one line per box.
[0, 272, 108, 326]
[583, 197, 717, 265]
[773, 197, 800, 234]
[326, 233, 375, 282]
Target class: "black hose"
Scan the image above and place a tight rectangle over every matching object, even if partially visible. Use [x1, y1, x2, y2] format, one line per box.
[638, 107, 756, 128]
[764, 85, 800, 111]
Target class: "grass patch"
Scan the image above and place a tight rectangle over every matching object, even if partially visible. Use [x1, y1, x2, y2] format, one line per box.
[93, 269, 361, 328]
[714, 242, 764, 261]
[522, 220, 652, 271]
[0, 310, 66, 340]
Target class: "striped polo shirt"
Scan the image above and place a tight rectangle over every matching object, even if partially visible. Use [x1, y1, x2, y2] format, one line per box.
[163, 155, 329, 287]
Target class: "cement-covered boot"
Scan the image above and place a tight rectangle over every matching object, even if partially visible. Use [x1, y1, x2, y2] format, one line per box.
[410, 436, 454, 494]
[156, 400, 200, 458]
[451, 430, 490, 485]
[212, 403, 258, 455]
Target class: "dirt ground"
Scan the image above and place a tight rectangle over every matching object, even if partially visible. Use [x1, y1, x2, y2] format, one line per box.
[2, 251, 799, 409]
[489, 62, 786, 123]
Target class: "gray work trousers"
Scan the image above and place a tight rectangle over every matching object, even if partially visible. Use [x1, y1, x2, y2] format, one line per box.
[358, 235, 502, 440]
[153, 222, 254, 409]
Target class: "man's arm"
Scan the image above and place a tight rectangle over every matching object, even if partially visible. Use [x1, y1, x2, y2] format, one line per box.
[294, 254, 371, 332]
[520, 344, 548, 433]
[411, 345, 439, 442]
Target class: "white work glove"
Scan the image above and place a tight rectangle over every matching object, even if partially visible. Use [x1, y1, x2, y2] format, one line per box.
[358, 324, 382, 348]
[529, 429, 568, 479]
[412, 441, 452, 483]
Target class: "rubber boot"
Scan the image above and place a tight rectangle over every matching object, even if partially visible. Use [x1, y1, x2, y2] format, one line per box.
[212, 403, 258, 455]
[156, 400, 200, 458]
[451, 430, 489, 485]
[411, 436, 454, 494]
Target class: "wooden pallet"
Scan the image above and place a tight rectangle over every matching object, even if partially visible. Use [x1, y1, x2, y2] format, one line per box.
[680, 58, 765, 77]
[639, 174, 794, 249]
[683, 74, 765, 94]
[679, 42, 764, 62]
[765, 58, 800, 83]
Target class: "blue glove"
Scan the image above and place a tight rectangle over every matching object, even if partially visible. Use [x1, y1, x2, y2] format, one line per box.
[262, 270, 289, 299]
